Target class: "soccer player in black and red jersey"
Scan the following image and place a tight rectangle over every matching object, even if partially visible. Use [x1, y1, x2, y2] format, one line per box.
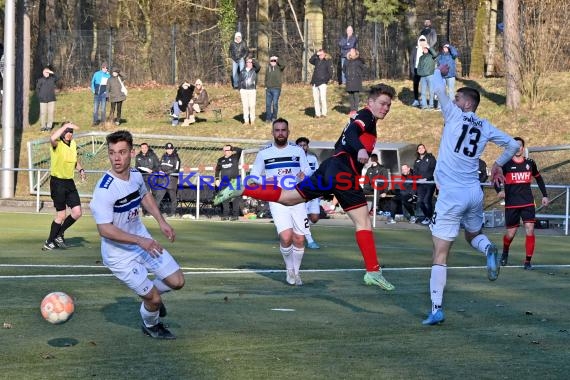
[214, 84, 397, 291]
[495, 137, 549, 269]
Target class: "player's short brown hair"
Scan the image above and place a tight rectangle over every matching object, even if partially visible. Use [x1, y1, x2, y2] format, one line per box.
[368, 83, 396, 100]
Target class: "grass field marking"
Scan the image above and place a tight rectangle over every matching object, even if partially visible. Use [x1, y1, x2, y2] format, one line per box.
[2, 264, 569, 280]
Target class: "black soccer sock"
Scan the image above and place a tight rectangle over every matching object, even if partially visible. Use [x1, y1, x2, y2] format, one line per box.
[48, 221, 63, 242]
[58, 215, 77, 237]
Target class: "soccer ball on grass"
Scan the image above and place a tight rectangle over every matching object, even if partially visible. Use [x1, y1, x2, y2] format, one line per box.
[40, 292, 75, 324]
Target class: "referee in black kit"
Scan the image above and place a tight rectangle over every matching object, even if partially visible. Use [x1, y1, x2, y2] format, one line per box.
[42, 122, 86, 251]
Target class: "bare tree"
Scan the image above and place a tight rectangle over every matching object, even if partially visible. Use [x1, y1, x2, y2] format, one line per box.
[503, 0, 521, 109]
[518, 0, 569, 108]
[485, 0, 498, 76]
[304, 0, 324, 82]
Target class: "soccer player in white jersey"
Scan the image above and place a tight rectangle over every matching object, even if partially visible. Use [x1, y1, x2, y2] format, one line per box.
[296, 137, 321, 249]
[90, 130, 185, 339]
[422, 64, 520, 326]
[250, 118, 310, 285]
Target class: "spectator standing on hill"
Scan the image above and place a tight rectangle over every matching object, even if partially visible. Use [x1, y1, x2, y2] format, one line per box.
[343, 48, 366, 117]
[437, 43, 459, 99]
[214, 84, 398, 292]
[90, 130, 185, 339]
[413, 143, 437, 225]
[230, 32, 248, 89]
[420, 19, 438, 49]
[154, 143, 181, 218]
[417, 45, 438, 110]
[421, 64, 519, 326]
[495, 137, 549, 270]
[338, 25, 358, 85]
[107, 67, 127, 126]
[186, 79, 209, 124]
[239, 57, 261, 125]
[215, 144, 243, 221]
[309, 49, 333, 118]
[264, 55, 286, 124]
[36, 66, 59, 132]
[170, 80, 194, 127]
[42, 123, 86, 251]
[91, 62, 110, 126]
[136, 142, 160, 216]
[410, 36, 428, 107]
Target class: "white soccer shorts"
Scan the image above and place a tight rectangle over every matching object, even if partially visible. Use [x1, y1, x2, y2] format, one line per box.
[305, 198, 321, 215]
[430, 186, 484, 241]
[269, 202, 309, 236]
[108, 248, 181, 296]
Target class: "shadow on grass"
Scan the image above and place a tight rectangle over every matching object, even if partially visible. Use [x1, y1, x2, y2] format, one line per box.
[458, 78, 506, 106]
[101, 296, 182, 330]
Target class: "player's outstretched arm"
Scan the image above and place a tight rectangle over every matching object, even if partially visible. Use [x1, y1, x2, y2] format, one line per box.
[96, 223, 165, 258]
[141, 192, 175, 242]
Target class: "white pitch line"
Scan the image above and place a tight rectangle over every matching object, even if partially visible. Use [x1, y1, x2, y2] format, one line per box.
[1, 264, 569, 280]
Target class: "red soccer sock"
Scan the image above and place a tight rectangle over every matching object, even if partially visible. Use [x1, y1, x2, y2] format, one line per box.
[525, 235, 536, 260]
[355, 229, 380, 272]
[243, 184, 282, 203]
[503, 234, 513, 254]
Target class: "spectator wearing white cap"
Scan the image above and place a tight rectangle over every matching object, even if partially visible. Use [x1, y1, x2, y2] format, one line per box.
[154, 142, 181, 217]
[229, 32, 248, 89]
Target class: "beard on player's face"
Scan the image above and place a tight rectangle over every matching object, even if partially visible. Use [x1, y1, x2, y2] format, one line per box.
[274, 136, 288, 147]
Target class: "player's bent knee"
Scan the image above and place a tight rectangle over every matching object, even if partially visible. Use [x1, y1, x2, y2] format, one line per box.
[164, 271, 185, 290]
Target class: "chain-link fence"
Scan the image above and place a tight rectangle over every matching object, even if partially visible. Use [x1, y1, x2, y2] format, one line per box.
[40, 10, 494, 88]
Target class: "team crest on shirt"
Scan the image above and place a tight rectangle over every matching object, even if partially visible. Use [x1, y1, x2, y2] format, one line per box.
[526, 164, 530, 170]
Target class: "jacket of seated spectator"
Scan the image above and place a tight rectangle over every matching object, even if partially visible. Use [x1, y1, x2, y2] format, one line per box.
[363, 163, 389, 195]
[193, 88, 210, 109]
[135, 148, 160, 175]
[175, 84, 195, 112]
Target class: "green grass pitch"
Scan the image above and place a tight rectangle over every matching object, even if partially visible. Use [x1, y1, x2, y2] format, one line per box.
[1, 212, 569, 379]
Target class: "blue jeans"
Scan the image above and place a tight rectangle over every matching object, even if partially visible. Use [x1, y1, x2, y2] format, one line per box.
[232, 58, 245, 88]
[340, 57, 347, 84]
[93, 92, 107, 123]
[444, 77, 456, 99]
[265, 88, 281, 122]
[420, 75, 434, 108]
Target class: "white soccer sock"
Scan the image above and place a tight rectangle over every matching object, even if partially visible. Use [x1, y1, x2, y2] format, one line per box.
[470, 234, 492, 255]
[292, 246, 305, 274]
[305, 233, 315, 244]
[280, 244, 294, 271]
[430, 265, 447, 314]
[153, 278, 173, 294]
[140, 302, 160, 327]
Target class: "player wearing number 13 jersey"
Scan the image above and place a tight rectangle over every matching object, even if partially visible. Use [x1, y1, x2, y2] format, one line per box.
[421, 65, 519, 326]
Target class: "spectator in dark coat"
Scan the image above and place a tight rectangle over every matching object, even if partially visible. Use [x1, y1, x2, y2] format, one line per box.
[343, 48, 366, 116]
[154, 142, 181, 217]
[413, 143, 437, 225]
[229, 32, 249, 89]
[338, 25, 358, 85]
[135, 142, 160, 216]
[170, 80, 195, 127]
[107, 67, 127, 126]
[36, 66, 59, 131]
[309, 49, 333, 118]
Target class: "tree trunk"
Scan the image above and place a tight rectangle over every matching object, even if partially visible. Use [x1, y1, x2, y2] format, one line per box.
[485, 0, 498, 76]
[258, 0, 270, 84]
[504, 0, 521, 109]
[136, 0, 153, 82]
[304, 0, 324, 83]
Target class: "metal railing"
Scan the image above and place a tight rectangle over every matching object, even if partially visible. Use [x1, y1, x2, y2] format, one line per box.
[370, 179, 570, 235]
